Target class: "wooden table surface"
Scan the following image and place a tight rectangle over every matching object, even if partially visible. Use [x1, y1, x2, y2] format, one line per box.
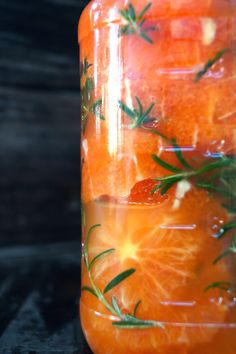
[0, 0, 90, 247]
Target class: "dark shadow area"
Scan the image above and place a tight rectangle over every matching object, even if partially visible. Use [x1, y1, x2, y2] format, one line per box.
[0, 0, 91, 352]
[0, 245, 92, 353]
[0, 0, 89, 246]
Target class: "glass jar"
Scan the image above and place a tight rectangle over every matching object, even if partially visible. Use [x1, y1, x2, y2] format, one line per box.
[78, 1, 236, 353]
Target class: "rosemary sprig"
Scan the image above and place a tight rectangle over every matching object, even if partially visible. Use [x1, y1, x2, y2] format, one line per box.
[80, 58, 93, 76]
[152, 154, 233, 196]
[213, 233, 236, 264]
[133, 300, 142, 317]
[194, 48, 229, 82]
[80, 59, 104, 131]
[204, 280, 236, 303]
[118, 96, 155, 128]
[82, 225, 164, 329]
[103, 269, 136, 294]
[82, 77, 94, 102]
[90, 99, 105, 120]
[151, 140, 236, 269]
[119, 3, 157, 44]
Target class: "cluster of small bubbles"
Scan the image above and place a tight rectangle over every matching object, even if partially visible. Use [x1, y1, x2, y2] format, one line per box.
[210, 290, 236, 307]
[208, 60, 225, 79]
[204, 140, 226, 158]
[208, 215, 225, 238]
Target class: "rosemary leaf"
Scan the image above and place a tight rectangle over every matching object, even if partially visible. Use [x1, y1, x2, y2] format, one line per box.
[148, 129, 169, 140]
[128, 3, 136, 20]
[119, 2, 155, 44]
[160, 178, 182, 196]
[204, 281, 232, 293]
[119, 9, 130, 21]
[112, 319, 164, 329]
[81, 58, 104, 131]
[137, 2, 152, 19]
[133, 300, 142, 317]
[81, 286, 98, 298]
[194, 48, 229, 82]
[223, 205, 236, 214]
[80, 58, 93, 76]
[143, 103, 155, 119]
[151, 155, 183, 173]
[118, 100, 136, 119]
[140, 31, 153, 44]
[87, 224, 101, 245]
[171, 139, 192, 169]
[84, 77, 95, 101]
[89, 248, 116, 270]
[84, 224, 101, 266]
[139, 18, 145, 27]
[196, 183, 230, 196]
[151, 183, 161, 195]
[195, 157, 232, 176]
[119, 98, 155, 128]
[135, 96, 143, 116]
[90, 99, 102, 113]
[230, 234, 236, 253]
[90, 99, 104, 120]
[103, 269, 136, 294]
[213, 250, 231, 265]
[119, 25, 135, 36]
[213, 234, 236, 264]
[134, 103, 155, 127]
[155, 173, 186, 183]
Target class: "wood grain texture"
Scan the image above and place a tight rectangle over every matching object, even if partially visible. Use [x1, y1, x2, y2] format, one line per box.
[0, 0, 90, 246]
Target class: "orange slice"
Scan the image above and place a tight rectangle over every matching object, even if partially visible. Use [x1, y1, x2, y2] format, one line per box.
[81, 187, 231, 353]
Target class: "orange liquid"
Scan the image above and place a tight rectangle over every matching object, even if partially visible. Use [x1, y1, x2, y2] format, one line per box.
[79, 1, 236, 352]
[81, 196, 235, 354]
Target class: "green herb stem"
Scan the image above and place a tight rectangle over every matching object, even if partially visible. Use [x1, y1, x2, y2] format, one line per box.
[214, 222, 236, 239]
[153, 155, 233, 196]
[204, 281, 233, 293]
[118, 97, 156, 129]
[82, 225, 164, 329]
[119, 2, 156, 44]
[194, 48, 230, 82]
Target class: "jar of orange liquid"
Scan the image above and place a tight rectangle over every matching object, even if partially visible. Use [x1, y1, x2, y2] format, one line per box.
[78, 1, 236, 353]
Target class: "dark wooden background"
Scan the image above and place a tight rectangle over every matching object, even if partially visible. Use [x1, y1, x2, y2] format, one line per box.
[0, 0, 90, 247]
